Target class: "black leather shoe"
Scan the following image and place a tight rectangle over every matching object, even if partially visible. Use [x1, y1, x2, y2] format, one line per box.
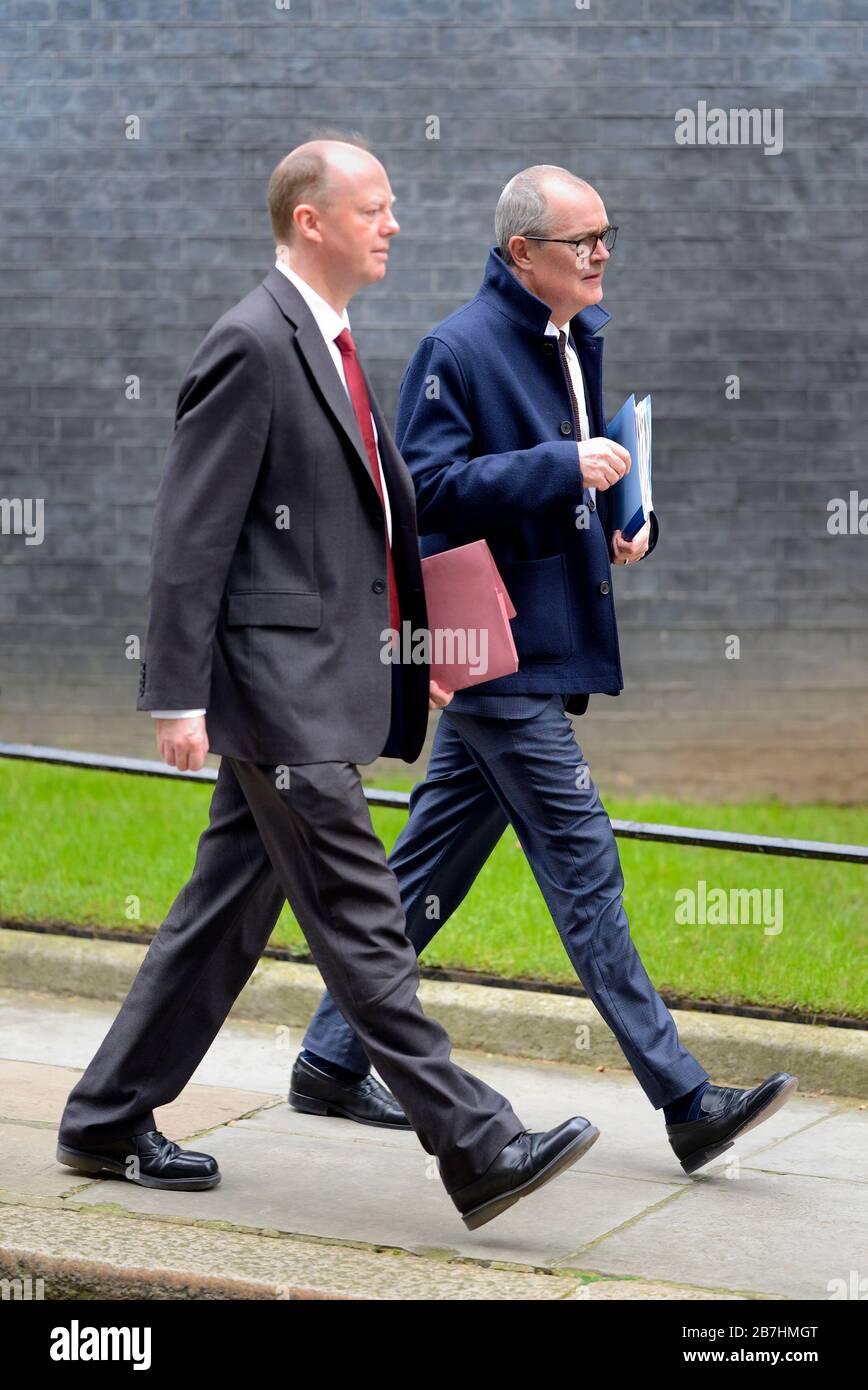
[451, 1116, 599, 1231]
[667, 1072, 799, 1175]
[289, 1054, 412, 1130]
[56, 1129, 220, 1191]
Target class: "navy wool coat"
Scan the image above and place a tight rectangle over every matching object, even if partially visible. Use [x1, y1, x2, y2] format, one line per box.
[394, 246, 658, 711]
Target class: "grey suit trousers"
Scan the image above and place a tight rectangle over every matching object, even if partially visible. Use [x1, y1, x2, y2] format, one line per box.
[58, 756, 524, 1195]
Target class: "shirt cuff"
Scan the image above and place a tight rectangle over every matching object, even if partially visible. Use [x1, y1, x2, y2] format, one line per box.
[150, 709, 206, 719]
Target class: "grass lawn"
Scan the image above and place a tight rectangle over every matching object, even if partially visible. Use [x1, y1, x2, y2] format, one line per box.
[1, 760, 865, 1020]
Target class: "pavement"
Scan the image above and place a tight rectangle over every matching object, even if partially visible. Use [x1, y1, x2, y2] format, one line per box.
[1, 985, 866, 1301]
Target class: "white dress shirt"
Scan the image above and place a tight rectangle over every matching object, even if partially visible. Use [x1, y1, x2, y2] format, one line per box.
[273, 258, 393, 545]
[151, 258, 393, 721]
[546, 318, 596, 506]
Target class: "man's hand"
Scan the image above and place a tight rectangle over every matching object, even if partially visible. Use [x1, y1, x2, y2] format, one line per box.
[612, 519, 651, 564]
[429, 679, 453, 711]
[577, 437, 631, 491]
[155, 715, 209, 772]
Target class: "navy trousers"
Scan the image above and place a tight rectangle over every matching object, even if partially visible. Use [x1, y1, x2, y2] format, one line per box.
[303, 695, 708, 1109]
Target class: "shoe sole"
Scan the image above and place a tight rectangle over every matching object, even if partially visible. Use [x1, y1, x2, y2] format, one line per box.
[56, 1143, 221, 1191]
[679, 1075, 799, 1175]
[289, 1089, 413, 1130]
[460, 1124, 600, 1232]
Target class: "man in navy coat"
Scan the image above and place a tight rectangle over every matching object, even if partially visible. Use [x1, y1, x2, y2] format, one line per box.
[295, 165, 797, 1175]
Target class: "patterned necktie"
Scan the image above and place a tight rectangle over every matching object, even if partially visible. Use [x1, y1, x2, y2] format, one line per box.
[334, 328, 401, 632]
[558, 329, 596, 505]
[557, 329, 584, 438]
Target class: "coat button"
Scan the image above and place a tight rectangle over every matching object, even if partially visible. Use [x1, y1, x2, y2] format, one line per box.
[599, 580, 610, 595]
[371, 578, 386, 594]
[559, 420, 573, 435]
[543, 341, 555, 355]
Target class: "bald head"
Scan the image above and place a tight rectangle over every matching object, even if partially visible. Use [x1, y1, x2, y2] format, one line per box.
[267, 137, 383, 244]
[265, 133, 399, 312]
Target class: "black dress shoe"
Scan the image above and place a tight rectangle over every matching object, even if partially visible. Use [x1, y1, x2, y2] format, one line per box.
[56, 1129, 220, 1191]
[667, 1072, 799, 1175]
[289, 1054, 412, 1130]
[451, 1116, 599, 1231]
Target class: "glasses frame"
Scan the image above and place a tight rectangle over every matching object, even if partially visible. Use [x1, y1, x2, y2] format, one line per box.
[522, 226, 618, 260]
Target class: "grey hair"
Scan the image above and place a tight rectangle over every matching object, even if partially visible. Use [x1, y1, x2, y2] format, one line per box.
[495, 165, 589, 266]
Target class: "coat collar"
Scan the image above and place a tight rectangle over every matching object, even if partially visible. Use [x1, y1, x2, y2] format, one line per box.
[262, 261, 308, 329]
[477, 245, 611, 340]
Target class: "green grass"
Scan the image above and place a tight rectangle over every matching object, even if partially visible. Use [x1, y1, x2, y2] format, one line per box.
[1, 760, 866, 1019]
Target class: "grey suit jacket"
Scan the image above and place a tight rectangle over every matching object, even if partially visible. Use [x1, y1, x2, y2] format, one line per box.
[137, 266, 429, 765]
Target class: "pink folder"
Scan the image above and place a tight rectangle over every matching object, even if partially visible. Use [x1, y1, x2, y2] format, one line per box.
[420, 539, 519, 692]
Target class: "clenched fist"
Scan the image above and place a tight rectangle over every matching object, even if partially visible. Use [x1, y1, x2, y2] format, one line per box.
[577, 437, 631, 491]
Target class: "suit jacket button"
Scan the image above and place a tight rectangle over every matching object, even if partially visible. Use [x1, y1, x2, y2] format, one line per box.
[559, 421, 573, 435]
[371, 578, 386, 594]
[599, 580, 610, 595]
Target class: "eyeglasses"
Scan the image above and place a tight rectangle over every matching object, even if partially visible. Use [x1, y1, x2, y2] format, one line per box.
[523, 226, 618, 264]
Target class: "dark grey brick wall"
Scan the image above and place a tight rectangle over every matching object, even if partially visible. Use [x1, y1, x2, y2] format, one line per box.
[1, 0, 866, 799]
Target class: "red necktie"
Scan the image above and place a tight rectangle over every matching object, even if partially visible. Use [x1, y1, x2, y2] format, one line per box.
[335, 328, 401, 633]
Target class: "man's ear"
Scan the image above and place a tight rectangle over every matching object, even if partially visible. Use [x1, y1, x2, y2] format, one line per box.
[292, 204, 324, 245]
[507, 235, 531, 272]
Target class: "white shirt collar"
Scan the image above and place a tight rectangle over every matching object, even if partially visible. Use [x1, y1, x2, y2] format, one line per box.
[545, 318, 573, 344]
[274, 258, 350, 344]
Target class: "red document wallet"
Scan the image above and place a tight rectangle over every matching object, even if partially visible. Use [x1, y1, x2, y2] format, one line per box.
[419, 539, 519, 692]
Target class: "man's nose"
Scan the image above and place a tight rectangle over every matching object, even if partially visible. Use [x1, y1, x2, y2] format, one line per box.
[383, 211, 400, 235]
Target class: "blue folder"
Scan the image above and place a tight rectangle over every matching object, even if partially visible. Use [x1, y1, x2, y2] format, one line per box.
[605, 393, 653, 541]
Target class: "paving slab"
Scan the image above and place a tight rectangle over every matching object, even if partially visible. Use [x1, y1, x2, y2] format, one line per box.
[0, 1057, 273, 1138]
[562, 1170, 868, 1300]
[0, 1122, 86, 1198]
[739, 1105, 868, 1183]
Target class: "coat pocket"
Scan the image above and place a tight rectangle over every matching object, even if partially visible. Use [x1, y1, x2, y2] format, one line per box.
[496, 553, 572, 664]
[225, 590, 321, 628]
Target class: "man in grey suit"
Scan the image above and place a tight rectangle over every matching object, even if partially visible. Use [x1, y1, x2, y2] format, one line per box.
[56, 137, 599, 1231]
